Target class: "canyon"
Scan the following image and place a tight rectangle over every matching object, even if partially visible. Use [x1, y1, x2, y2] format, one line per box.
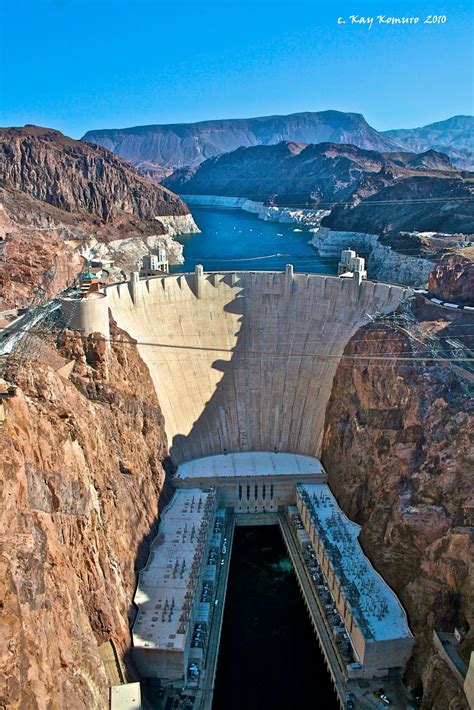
[1, 118, 473, 710]
[323, 306, 474, 709]
[164, 141, 473, 288]
[1, 271, 472, 708]
[163, 141, 461, 209]
[1, 324, 171, 708]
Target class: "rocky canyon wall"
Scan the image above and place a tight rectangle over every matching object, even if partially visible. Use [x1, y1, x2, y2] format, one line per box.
[1, 322, 170, 709]
[310, 226, 436, 287]
[321, 314, 473, 709]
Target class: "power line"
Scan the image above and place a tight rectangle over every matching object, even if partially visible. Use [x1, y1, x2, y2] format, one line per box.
[30, 332, 474, 362]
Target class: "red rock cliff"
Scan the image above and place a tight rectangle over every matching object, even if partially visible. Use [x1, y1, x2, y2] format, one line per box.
[428, 252, 474, 306]
[1, 323, 170, 709]
[322, 317, 473, 709]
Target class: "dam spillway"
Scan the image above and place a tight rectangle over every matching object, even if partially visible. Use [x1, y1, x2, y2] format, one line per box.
[97, 268, 409, 463]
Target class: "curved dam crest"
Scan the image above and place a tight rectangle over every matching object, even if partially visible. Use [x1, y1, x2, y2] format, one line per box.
[82, 270, 411, 463]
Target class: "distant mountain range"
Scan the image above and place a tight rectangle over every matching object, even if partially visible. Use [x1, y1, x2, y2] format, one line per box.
[82, 111, 401, 179]
[82, 111, 474, 177]
[382, 116, 474, 170]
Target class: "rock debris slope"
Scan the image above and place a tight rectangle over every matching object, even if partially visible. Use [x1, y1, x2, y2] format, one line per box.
[0, 126, 196, 308]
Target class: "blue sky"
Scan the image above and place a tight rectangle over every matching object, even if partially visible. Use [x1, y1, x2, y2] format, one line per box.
[0, 0, 472, 138]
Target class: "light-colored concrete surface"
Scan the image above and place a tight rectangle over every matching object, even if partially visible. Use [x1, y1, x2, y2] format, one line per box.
[464, 652, 474, 709]
[99, 640, 125, 686]
[174, 451, 327, 513]
[132, 488, 217, 680]
[104, 271, 408, 463]
[60, 292, 110, 339]
[175, 451, 324, 479]
[110, 682, 142, 710]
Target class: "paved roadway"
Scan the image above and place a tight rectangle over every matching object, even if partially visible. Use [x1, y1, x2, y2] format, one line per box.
[198, 513, 235, 710]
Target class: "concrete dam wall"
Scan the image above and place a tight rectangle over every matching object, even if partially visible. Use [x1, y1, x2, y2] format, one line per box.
[96, 270, 409, 463]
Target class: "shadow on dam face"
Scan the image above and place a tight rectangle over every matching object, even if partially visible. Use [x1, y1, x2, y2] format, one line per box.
[213, 525, 339, 710]
[105, 270, 408, 463]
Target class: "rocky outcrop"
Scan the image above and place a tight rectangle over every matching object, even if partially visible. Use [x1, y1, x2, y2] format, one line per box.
[0, 187, 84, 309]
[154, 213, 201, 236]
[428, 253, 474, 305]
[1, 322, 170, 708]
[322, 175, 474, 237]
[309, 227, 436, 287]
[321, 314, 474, 708]
[0, 126, 189, 221]
[0, 127, 199, 309]
[87, 232, 185, 275]
[163, 141, 459, 208]
[0, 186, 189, 310]
[310, 227, 378, 258]
[82, 110, 402, 176]
[368, 241, 435, 287]
[383, 115, 474, 171]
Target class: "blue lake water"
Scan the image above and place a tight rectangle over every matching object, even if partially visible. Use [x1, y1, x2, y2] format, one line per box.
[171, 207, 337, 274]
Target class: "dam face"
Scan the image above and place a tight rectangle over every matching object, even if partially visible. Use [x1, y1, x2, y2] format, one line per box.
[103, 270, 408, 463]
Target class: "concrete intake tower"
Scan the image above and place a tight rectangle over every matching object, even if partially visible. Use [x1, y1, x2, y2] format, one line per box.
[64, 267, 410, 463]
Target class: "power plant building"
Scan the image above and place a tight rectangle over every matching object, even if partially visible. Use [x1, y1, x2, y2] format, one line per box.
[132, 488, 219, 683]
[174, 452, 327, 512]
[296, 483, 414, 677]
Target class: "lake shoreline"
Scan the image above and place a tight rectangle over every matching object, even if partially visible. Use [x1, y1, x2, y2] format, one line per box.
[172, 205, 337, 275]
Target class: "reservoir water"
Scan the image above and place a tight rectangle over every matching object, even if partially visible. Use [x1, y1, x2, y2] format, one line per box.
[213, 526, 339, 710]
[172, 207, 337, 275]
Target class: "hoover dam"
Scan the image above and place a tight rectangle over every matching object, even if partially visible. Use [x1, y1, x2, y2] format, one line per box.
[68, 267, 409, 463]
[61, 267, 416, 708]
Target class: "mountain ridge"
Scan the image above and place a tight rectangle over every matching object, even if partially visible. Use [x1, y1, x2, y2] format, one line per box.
[82, 110, 402, 179]
[383, 115, 474, 170]
[0, 125, 193, 308]
[0, 125, 189, 220]
[163, 139, 474, 238]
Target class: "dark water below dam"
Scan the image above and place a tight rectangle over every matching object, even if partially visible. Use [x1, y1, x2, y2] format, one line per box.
[172, 207, 337, 275]
[212, 526, 339, 710]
